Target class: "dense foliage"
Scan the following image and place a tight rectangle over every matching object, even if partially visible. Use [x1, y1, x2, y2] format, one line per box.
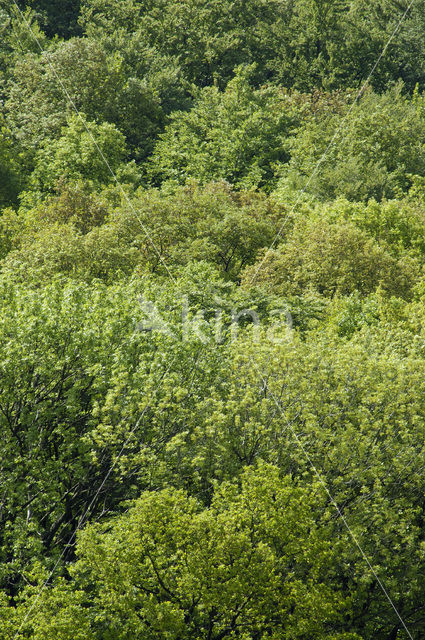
[1, 1, 425, 639]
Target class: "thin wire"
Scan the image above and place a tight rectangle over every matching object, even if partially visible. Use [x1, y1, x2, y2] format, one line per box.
[248, 0, 417, 285]
[251, 358, 414, 640]
[8, 1, 176, 283]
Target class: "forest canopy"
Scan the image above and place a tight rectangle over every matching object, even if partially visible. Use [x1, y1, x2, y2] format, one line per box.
[1, 1, 425, 639]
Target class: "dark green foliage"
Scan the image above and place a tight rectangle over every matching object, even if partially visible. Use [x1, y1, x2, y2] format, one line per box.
[149, 68, 298, 190]
[278, 85, 425, 202]
[17, 0, 82, 38]
[0, 127, 21, 206]
[5, 36, 162, 164]
[78, 0, 425, 92]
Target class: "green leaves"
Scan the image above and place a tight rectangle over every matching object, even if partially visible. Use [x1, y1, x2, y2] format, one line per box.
[30, 113, 138, 194]
[0, 124, 22, 207]
[149, 68, 297, 190]
[1, 182, 283, 283]
[242, 216, 421, 300]
[6, 1, 425, 638]
[21, 465, 354, 640]
[5, 35, 162, 168]
[278, 85, 425, 202]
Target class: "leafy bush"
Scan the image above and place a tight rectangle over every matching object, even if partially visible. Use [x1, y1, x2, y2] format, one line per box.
[241, 217, 421, 299]
[277, 86, 425, 201]
[149, 68, 299, 190]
